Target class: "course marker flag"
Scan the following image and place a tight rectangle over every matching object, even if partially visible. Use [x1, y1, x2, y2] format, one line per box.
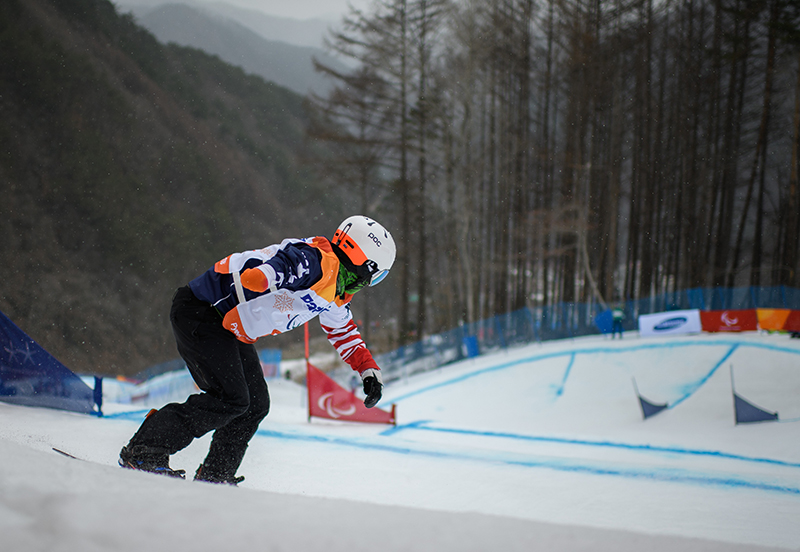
[0, 310, 98, 415]
[632, 378, 668, 419]
[307, 363, 396, 425]
[730, 365, 778, 425]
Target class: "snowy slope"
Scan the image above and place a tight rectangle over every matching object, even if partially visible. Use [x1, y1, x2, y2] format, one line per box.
[1, 332, 799, 551]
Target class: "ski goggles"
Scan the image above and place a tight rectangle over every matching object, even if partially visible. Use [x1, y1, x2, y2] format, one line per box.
[369, 268, 389, 286]
[348, 259, 388, 290]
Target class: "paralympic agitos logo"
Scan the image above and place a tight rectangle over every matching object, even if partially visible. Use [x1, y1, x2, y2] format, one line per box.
[317, 393, 356, 418]
[721, 311, 739, 327]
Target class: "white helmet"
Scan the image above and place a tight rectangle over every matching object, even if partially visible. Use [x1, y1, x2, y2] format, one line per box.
[332, 215, 396, 286]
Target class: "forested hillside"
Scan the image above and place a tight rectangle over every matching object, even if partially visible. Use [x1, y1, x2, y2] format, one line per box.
[311, 0, 800, 342]
[0, 0, 346, 375]
[5, 0, 799, 374]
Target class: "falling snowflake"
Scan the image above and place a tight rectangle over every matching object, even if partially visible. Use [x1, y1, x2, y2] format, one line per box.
[273, 294, 294, 313]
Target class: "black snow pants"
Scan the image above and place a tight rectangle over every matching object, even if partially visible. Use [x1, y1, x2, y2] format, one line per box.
[128, 286, 270, 478]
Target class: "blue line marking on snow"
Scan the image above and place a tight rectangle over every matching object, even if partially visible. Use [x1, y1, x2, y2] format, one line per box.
[380, 419, 431, 436]
[387, 339, 800, 404]
[380, 422, 800, 469]
[668, 343, 739, 409]
[102, 409, 152, 420]
[254, 427, 800, 497]
[553, 353, 576, 398]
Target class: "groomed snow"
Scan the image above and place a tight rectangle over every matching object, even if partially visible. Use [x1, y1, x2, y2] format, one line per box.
[1, 331, 799, 551]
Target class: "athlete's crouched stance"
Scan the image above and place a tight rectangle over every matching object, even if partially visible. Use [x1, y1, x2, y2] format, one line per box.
[119, 216, 396, 483]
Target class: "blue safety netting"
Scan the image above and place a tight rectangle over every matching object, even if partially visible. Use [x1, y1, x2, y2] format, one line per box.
[372, 285, 800, 384]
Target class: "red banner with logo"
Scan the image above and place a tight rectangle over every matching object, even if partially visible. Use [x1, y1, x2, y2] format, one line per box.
[307, 363, 396, 425]
[782, 310, 800, 332]
[700, 309, 758, 332]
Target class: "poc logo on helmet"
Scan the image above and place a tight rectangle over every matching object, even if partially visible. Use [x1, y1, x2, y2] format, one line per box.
[368, 232, 382, 247]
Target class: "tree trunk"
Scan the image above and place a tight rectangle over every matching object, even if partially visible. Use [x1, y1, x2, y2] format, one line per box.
[782, 52, 800, 286]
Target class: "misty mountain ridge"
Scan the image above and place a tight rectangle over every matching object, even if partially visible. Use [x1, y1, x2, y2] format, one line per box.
[202, 1, 339, 48]
[0, 0, 348, 376]
[114, 0, 341, 39]
[118, 1, 350, 95]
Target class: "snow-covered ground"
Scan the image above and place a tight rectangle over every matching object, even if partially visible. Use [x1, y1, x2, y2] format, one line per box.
[1, 331, 799, 551]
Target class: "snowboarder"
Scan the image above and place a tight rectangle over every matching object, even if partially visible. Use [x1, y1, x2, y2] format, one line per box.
[119, 216, 396, 483]
[611, 306, 625, 339]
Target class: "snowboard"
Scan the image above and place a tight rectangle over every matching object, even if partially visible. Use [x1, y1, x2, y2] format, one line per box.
[52, 447, 82, 460]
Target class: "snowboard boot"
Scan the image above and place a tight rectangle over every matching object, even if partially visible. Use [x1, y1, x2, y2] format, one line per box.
[194, 463, 245, 486]
[119, 444, 186, 479]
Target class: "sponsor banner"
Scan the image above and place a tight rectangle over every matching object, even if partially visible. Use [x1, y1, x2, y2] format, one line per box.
[307, 363, 395, 425]
[638, 309, 702, 337]
[756, 309, 792, 331]
[700, 309, 758, 333]
[784, 310, 800, 332]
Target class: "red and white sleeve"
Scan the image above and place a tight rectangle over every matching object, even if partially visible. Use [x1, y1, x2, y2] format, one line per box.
[321, 320, 379, 375]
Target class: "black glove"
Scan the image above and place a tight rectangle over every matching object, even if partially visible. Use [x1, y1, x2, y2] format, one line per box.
[361, 368, 383, 408]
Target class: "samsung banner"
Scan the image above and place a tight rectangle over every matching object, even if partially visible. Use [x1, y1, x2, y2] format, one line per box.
[638, 309, 702, 337]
